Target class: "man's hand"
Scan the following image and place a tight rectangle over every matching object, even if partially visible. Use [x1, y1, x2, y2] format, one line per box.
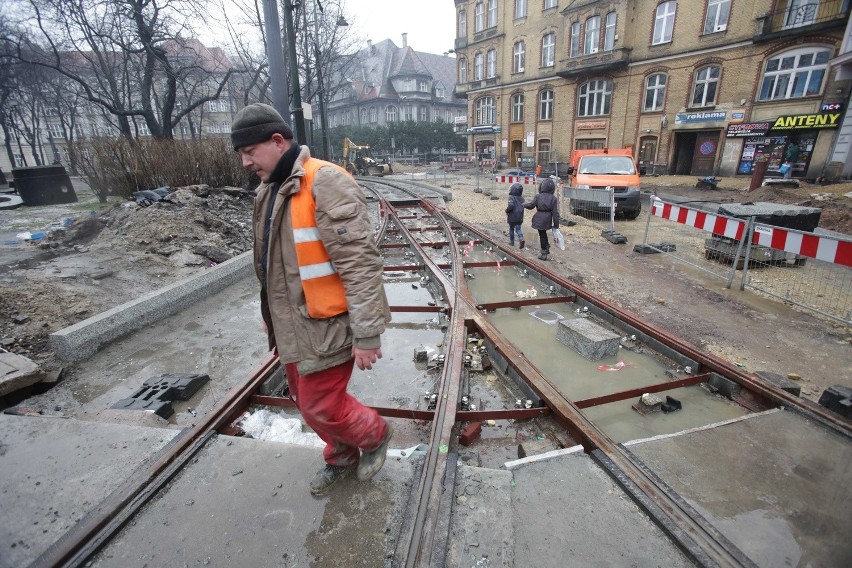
[353, 346, 383, 370]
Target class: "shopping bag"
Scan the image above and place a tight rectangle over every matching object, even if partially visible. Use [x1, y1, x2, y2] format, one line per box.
[778, 164, 790, 175]
[552, 228, 566, 251]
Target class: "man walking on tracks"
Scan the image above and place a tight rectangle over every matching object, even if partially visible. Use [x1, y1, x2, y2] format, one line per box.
[231, 103, 393, 495]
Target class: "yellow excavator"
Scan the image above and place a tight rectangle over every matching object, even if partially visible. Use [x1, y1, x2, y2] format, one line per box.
[341, 138, 392, 176]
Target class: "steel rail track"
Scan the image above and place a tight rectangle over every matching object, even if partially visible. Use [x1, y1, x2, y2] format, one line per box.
[35, 177, 849, 567]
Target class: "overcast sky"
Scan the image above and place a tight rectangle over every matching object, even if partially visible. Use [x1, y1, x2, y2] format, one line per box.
[340, 0, 457, 55]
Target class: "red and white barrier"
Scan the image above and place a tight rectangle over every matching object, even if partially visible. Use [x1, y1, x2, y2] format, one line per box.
[752, 224, 852, 267]
[652, 198, 852, 268]
[495, 175, 537, 185]
[651, 199, 745, 240]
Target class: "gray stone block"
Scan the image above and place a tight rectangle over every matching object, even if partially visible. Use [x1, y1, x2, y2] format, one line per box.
[556, 318, 620, 360]
[755, 371, 801, 397]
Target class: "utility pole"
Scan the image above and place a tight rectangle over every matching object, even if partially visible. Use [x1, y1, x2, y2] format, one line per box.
[282, 0, 307, 144]
[312, 0, 330, 160]
[260, 0, 290, 124]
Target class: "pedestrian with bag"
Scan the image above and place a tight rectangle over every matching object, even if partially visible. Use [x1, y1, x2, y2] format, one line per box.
[524, 178, 560, 261]
[505, 182, 526, 249]
[231, 103, 393, 496]
[782, 142, 800, 180]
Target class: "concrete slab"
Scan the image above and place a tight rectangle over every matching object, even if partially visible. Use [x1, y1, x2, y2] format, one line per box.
[629, 409, 852, 567]
[510, 453, 693, 567]
[0, 414, 180, 568]
[89, 434, 421, 568]
[446, 464, 515, 567]
[0, 351, 45, 397]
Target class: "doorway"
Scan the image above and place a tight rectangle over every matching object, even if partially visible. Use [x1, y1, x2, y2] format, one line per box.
[672, 130, 720, 175]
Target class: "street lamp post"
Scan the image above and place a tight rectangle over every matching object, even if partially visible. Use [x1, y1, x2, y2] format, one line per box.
[311, 1, 348, 161]
[260, 0, 290, 124]
[282, 0, 307, 144]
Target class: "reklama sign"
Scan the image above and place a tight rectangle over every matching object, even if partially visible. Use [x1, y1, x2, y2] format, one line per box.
[771, 113, 841, 130]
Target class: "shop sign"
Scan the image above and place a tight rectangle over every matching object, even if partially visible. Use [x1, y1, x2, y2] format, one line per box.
[577, 120, 607, 130]
[726, 121, 771, 137]
[820, 102, 844, 113]
[675, 111, 726, 124]
[466, 126, 502, 135]
[771, 113, 841, 130]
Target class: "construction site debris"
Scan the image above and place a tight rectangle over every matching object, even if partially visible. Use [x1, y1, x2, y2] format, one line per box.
[110, 373, 210, 419]
[459, 422, 482, 446]
[0, 351, 46, 397]
[239, 408, 324, 446]
[633, 392, 664, 414]
[817, 385, 852, 419]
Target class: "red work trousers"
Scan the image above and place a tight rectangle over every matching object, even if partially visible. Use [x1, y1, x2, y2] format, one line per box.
[285, 359, 387, 467]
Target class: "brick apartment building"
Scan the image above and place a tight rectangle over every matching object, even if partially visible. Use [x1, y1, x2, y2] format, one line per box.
[452, 0, 851, 179]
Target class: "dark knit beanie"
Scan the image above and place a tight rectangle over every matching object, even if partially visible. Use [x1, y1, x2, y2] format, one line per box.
[231, 103, 293, 150]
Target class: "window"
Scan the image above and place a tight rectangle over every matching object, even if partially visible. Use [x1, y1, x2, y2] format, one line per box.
[458, 10, 466, 37]
[511, 93, 525, 122]
[419, 105, 429, 121]
[691, 65, 720, 106]
[570, 22, 580, 57]
[475, 2, 484, 32]
[475, 96, 495, 125]
[14, 154, 24, 167]
[436, 85, 445, 98]
[644, 74, 667, 111]
[542, 33, 555, 67]
[703, 0, 730, 34]
[758, 48, 830, 100]
[386, 105, 398, 122]
[180, 123, 189, 136]
[653, 1, 676, 45]
[221, 122, 231, 133]
[513, 41, 526, 73]
[459, 58, 468, 83]
[538, 139, 551, 164]
[515, 0, 527, 19]
[544, 0, 558, 8]
[360, 108, 368, 124]
[486, 49, 497, 78]
[446, 110, 453, 122]
[403, 105, 414, 121]
[578, 80, 612, 116]
[474, 53, 484, 81]
[785, 0, 818, 28]
[47, 123, 64, 138]
[418, 79, 430, 92]
[538, 89, 554, 120]
[487, 0, 497, 27]
[369, 107, 378, 122]
[604, 12, 617, 51]
[584, 16, 600, 54]
[138, 121, 150, 136]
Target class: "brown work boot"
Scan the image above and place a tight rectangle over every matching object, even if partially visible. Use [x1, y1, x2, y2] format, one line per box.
[310, 463, 355, 495]
[519, 240, 525, 249]
[357, 423, 394, 481]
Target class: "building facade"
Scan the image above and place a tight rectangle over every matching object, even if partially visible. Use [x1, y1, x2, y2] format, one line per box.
[327, 35, 468, 134]
[453, 0, 851, 178]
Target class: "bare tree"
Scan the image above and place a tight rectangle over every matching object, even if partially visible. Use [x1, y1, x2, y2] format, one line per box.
[1, 0, 247, 140]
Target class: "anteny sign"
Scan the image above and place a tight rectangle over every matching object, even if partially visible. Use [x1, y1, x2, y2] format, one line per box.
[771, 113, 841, 130]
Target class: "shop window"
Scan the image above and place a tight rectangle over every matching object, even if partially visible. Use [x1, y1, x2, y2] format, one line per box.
[644, 73, 667, 112]
[703, 0, 730, 34]
[542, 33, 555, 67]
[604, 12, 617, 51]
[513, 41, 526, 73]
[653, 1, 676, 45]
[511, 93, 525, 123]
[691, 65, 720, 107]
[570, 22, 580, 57]
[475, 96, 496, 125]
[584, 16, 600, 54]
[578, 80, 612, 117]
[758, 47, 830, 101]
[538, 89, 554, 121]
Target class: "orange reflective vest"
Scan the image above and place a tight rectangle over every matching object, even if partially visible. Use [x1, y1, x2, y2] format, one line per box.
[291, 159, 349, 318]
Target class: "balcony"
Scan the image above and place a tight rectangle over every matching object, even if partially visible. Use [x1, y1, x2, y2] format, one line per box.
[454, 37, 468, 50]
[755, 0, 849, 43]
[557, 48, 631, 79]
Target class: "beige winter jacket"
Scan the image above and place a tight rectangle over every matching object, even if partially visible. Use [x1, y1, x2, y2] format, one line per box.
[252, 145, 391, 375]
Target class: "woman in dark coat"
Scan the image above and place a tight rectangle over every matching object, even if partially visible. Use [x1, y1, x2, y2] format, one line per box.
[524, 178, 559, 260]
[505, 182, 526, 249]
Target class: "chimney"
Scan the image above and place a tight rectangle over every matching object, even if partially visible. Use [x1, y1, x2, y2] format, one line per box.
[402, 33, 408, 48]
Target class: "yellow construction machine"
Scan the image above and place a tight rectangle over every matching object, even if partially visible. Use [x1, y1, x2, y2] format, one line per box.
[341, 138, 392, 176]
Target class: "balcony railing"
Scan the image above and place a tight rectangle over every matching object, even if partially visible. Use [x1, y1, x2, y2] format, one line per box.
[557, 48, 631, 79]
[755, 0, 849, 40]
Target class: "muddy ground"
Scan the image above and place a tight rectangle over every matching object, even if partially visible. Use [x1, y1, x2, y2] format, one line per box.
[0, 173, 850, 410]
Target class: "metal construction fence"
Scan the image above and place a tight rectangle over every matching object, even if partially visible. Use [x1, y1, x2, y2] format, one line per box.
[561, 186, 620, 232]
[640, 198, 852, 324]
